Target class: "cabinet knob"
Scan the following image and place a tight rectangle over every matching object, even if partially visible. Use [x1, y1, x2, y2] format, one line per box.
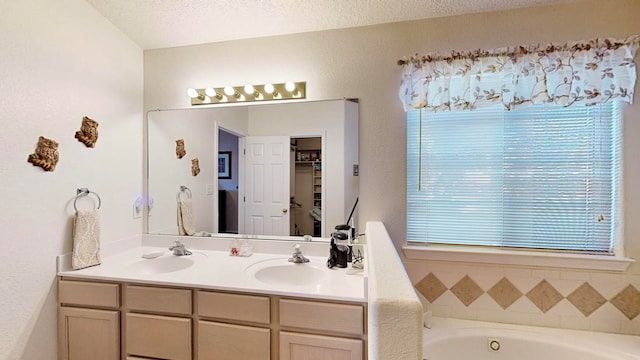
[282, 208, 288, 213]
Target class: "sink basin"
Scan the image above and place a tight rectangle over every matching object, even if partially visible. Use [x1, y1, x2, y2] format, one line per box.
[246, 259, 326, 286]
[126, 256, 194, 274]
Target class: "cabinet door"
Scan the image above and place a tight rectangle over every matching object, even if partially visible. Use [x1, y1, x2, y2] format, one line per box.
[280, 332, 362, 360]
[198, 321, 270, 360]
[58, 307, 119, 360]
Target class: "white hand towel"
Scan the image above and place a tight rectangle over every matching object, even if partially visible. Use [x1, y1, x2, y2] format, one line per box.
[71, 209, 101, 270]
[177, 198, 196, 236]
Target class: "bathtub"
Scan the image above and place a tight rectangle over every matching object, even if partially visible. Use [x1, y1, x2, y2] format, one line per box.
[423, 317, 640, 360]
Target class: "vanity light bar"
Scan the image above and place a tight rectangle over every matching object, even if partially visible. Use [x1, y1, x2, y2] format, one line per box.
[187, 81, 306, 106]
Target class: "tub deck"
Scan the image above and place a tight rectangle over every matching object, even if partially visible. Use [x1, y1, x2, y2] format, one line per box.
[423, 317, 640, 360]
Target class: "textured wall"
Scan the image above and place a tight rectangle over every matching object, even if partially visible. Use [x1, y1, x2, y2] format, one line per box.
[0, 0, 143, 358]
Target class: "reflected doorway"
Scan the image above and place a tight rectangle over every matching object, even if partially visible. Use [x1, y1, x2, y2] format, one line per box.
[290, 137, 322, 237]
[218, 129, 239, 233]
[217, 132, 324, 238]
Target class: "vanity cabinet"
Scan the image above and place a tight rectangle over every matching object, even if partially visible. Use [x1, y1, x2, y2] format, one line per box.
[279, 299, 364, 360]
[198, 321, 270, 359]
[197, 291, 271, 359]
[58, 307, 119, 360]
[125, 285, 192, 359]
[58, 278, 366, 360]
[58, 280, 120, 360]
[280, 332, 363, 360]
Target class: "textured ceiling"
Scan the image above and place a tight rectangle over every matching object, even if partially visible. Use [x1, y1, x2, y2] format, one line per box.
[86, 0, 577, 50]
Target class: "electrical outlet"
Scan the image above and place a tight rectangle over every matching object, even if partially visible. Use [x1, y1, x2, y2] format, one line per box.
[133, 196, 143, 219]
[132, 204, 141, 219]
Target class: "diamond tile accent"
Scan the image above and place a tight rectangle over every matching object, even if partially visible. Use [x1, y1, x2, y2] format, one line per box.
[566, 282, 607, 317]
[450, 275, 484, 307]
[415, 273, 448, 303]
[487, 277, 523, 310]
[610, 285, 640, 320]
[526, 280, 564, 313]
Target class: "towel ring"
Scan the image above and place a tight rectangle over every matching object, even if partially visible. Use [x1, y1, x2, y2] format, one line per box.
[74, 188, 101, 211]
[177, 186, 192, 201]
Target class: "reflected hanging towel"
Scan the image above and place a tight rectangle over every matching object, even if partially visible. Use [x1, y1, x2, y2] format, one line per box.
[71, 209, 101, 270]
[177, 198, 196, 236]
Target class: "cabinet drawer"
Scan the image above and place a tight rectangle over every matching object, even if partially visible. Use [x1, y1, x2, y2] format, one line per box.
[126, 285, 191, 315]
[126, 313, 191, 360]
[198, 321, 270, 360]
[198, 291, 270, 324]
[59, 280, 119, 308]
[280, 331, 363, 360]
[279, 299, 363, 336]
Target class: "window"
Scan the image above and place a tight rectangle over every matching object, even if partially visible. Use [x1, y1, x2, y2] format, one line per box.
[407, 102, 622, 254]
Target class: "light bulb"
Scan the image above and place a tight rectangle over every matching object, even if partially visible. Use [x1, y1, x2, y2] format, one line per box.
[224, 86, 235, 96]
[264, 83, 275, 94]
[244, 84, 254, 94]
[204, 87, 216, 97]
[186, 88, 199, 98]
[285, 82, 296, 92]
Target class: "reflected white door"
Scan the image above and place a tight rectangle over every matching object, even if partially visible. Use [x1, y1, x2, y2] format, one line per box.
[244, 136, 290, 236]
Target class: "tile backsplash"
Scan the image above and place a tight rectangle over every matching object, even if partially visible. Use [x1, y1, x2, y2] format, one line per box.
[405, 260, 640, 335]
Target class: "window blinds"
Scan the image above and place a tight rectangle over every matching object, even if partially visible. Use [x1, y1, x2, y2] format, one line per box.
[407, 103, 621, 254]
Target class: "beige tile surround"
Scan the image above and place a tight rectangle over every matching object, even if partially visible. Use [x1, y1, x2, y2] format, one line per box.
[406, 261, 640, 335]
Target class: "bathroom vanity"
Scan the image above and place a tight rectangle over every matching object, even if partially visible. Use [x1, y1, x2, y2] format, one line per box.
[57, 240, 367, 360]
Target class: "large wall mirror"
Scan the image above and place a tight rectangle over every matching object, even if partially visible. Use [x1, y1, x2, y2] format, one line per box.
[146, 99, 359, 240]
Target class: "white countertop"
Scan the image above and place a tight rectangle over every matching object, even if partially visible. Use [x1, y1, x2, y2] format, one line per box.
[58, 241, 367, 303]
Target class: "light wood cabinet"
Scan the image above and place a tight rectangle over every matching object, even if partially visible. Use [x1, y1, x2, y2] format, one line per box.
[58, 278, 366, 360]
[279, 298, 365, 360]
[280, 331, 363, 360]
[126, 313, 191, 359]
[58, 279, 120, 360]
[198, 320, 270, 359]
[59, 279, 119, 308]
[125, 285, 192, 359]
[198, 291, 270, 324]
[279, 299, 363, 336]
[127, 285, 191, 315]
[58, 306, 119, 360]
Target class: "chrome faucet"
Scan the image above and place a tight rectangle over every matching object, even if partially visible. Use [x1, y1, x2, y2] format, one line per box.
[288, 244, 309, 263]
[169, 240, 192, 256]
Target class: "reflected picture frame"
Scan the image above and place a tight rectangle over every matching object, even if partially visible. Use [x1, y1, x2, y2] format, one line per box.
[218, 151, 232, 179]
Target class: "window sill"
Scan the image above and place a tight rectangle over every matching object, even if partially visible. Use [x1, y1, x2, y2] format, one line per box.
[402, 244, 634, 272]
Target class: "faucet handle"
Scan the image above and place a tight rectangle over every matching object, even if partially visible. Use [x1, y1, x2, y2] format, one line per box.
[169, 240, 191, 256]
[289, 244, 309, 263]
[292, 244, 305, 256]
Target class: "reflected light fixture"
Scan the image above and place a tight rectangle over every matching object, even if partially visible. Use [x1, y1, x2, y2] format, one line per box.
[263, 83, 280, 99]
[188, 82, 306, 106]
[204, 87, 224, 101]
[186, 88, 204, 100]
[244, 84, 261, 99]
[222, 86, 236, 97]
[285, 81, 300, 96]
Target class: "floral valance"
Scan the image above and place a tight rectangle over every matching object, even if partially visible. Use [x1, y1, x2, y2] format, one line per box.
[398, 35, 639, 112]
